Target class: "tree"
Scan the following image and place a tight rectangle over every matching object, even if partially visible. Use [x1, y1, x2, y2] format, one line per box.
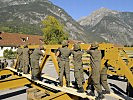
[42, 16, 68, 44]
[3, 49, 16, 59]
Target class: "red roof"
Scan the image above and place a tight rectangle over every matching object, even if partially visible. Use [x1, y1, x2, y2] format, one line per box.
[0, 32, 43, 46]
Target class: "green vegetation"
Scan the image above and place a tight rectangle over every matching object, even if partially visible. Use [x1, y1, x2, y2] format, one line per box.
[0, 22, 42, 35]
[3, 49, 16, 59]
[42, 16, 68, 44]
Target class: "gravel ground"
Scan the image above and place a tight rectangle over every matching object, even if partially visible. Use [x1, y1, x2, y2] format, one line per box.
[0, 60, 133, 100]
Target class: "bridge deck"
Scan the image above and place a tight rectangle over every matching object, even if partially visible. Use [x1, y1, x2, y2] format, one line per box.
[6, 67, 124, 100]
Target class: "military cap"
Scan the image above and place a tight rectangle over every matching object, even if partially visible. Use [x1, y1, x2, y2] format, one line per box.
[62, 40, 68, 47]
[73, 43, 81, 51]
[23, 44, 28, 48]
[91, 41, 99, 49]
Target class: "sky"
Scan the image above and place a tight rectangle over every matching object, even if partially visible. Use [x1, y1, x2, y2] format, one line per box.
[49, 0, 133, 20]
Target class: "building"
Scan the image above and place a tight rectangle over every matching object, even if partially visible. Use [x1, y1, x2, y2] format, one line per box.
[0, 32, 43, 57]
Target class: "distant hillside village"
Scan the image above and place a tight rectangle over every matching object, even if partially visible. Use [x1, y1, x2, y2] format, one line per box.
[0, 32, 43, 57]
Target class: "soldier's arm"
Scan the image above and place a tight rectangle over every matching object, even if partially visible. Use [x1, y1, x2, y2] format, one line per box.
[56, 51, 60, 57]
[39, 50, 43, 56]
[70, 50, 74, 56]
[56, 48, 61, 57]
[86, 46, 91, 54]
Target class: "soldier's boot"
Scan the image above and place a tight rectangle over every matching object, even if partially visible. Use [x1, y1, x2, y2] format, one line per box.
[77, 87, 84, 93]
[102, 90, 110, 94]
[17, 68, 22, 72]
[17, 68, 20, 72]
[95, 92, 105, 100]
[31, 76, 38, 80]
[56, 78, 59, 81]
[66, 81, 70, 87]
[72, 81, 78, 89]
[59, 81, 63, 87]
[87, 90, 95, 96]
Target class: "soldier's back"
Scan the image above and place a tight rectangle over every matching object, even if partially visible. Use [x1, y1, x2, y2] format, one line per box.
[23, 48, 29, 58]
[59, 47, 71, 61]
[89, 49, 101, 61]
[17, 48, 23, 56]
[72, 51, 83, 63]
[32, 48, 43, 60]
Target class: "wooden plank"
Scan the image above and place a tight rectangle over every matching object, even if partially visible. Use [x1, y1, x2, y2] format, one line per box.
[6, 67, 94, 99]
[106, 92, 124, 100]
[6, 67, 124, 100]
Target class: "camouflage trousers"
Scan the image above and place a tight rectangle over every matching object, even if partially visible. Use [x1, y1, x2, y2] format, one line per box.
[91, 67, 102, 93]
[31, 59, 40, 78]
[17, 57, 23, 71]
[74, 63, 84, 88]
[100, 66, 110, 91]
[23, 58, 29, 74]
[59, 61, 70, 86]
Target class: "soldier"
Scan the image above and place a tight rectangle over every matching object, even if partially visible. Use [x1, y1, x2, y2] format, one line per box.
[56, 40, 71, 87]
[100, 60, 110, 94]
[0, 60, 2, 69]
[71, 43, 84, 93]
[86, 42, 104, 100]
[22, 44, 30, 74]
[16, 45, 23, 72]
[3, 59, 8, 68]
[30, 45, 43, 80]
[56, 47, 61, 81]
[10, 59, 15, 68]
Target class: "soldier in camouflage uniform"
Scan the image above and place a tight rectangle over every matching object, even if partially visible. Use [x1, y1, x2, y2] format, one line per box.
[16, 45, 23, 72]
[126, 67, 133, 97]
[0, 60, 2, 69]
[71, 43, 84, 93]
[56, 47, 61, 81]
[22, 44, 30, 74]
[3, 59, 8, 68]
[87, 42, 104, 100]
[56, 40, 71, 87]
[10, 59, 15, 68]
[30, 46, 43, 80]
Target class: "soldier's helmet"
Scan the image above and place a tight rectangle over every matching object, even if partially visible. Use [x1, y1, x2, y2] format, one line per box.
[23, 44, 28, 48]
[91, 41, 99, 49]
[62, 40, 68, 47]
[73, 43, 81, 51]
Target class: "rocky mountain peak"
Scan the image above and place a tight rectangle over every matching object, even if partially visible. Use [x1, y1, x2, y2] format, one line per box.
[78, 7, 118, 27]
[0, 0, 94, 43]
[78, 8, 133, 45]
[0, 0, 51, 8]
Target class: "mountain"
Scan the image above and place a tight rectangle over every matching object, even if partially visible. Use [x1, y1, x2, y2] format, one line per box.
[78, 8, 133, 45]
[1, 1, 132, 45]
[0, 0, 98, 43]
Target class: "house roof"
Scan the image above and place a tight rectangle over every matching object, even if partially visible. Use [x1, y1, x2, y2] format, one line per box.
[0, 32, 43, 46]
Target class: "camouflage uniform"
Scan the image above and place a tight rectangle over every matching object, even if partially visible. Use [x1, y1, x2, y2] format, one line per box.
[0, 60, 2, 69]
[87, 42, 104, 99]
[3, 59, 8, 68]
[100, 61, 110, 93]
[22, 45, 30, 74]
[31, 48, 43, 80]
[71, 43, 84, 93]
[10, 60, 15, 68]
[126, 67, 133, 97]
[58, 40, 71, 87]
[56, 48, 61, 80]
[16, 47, 23, 72]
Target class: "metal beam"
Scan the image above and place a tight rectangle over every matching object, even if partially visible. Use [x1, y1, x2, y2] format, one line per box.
[0, 76, 31, 90]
